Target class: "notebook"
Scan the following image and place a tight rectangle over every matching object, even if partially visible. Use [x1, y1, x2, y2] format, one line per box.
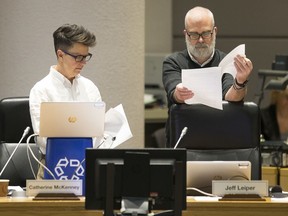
[186, 161, 251, 195]
[39, 101, 105, 138]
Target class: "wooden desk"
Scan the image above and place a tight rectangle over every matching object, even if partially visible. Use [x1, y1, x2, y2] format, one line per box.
[0, 197, 99, 216]
[1, 196, 288, 216]
[145, 107, 168, 147]
[145, 107, 168, 123]
[187, 197, 288, 216]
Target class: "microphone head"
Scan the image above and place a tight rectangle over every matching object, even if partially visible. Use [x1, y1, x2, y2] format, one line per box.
[24, 126, 31, 134]
[182, 127, 188, 135]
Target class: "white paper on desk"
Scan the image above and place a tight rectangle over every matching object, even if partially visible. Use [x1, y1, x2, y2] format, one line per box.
[97, 104, 132, 149]
[182, 67, 223, 110]
[189, 196, 220, 202]
[219, 44, 245, 78]
[271, 197, 288, 202]
[8, 186, 23, 192]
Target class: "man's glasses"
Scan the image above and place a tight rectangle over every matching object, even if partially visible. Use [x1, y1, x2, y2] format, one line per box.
[186, 28, 214, 40]
[62, 50, 92, 62]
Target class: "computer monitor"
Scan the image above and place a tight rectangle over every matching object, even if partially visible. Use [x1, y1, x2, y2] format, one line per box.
[85, 148, 186, 216]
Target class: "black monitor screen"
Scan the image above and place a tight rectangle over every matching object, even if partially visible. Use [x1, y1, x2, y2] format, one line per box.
[85, 148, 186, 215]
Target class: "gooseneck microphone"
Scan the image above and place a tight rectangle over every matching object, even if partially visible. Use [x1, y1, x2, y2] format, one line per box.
[0, 126, 30, 177]
[174, 127, 188, 149]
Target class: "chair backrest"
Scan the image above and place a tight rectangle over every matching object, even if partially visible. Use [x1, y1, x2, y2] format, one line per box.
[0, 97, 34, 143]
[0, 142, 40, 187]
[169, 101, 261, 180]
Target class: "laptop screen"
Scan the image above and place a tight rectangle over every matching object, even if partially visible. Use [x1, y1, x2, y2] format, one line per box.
[39, 101, 105, 138]
[186, 161, 251, 196]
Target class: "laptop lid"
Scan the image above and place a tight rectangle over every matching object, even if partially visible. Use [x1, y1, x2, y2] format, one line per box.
[39, 101, 105, 138]
[186, 161, 251, 195]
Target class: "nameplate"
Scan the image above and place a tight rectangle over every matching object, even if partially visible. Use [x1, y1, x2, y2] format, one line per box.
[212, 180, 268, 197]
[26, 180, 82, 197]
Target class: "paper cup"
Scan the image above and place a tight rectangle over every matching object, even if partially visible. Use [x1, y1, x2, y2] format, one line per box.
[0, 179, 9, 197]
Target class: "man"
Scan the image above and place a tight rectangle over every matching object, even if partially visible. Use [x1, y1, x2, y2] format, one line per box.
[29, 24, 102, 177]
[162, 6, 253, 147]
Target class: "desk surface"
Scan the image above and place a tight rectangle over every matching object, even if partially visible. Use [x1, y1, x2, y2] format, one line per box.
[145, 107, 168, 123]
[1, 196, 288, 216]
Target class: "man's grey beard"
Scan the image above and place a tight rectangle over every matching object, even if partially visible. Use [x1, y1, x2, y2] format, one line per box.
[186, 37, 215, 60]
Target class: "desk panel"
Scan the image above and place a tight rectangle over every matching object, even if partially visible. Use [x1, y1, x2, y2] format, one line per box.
[0, 197, 100, 216]
[1, 197, 288, 216]
[187, 197, 288, 216]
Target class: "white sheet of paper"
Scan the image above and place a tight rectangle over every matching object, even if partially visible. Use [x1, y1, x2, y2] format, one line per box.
[95, 104, 133, 149]
[182, 67, 223, 110]
[104, 106, 125, 137]
[219, 44, 245, 78]
[99, 104, 132, 148]
[182, 44, 245, 109]
[109, 104, 133, 148]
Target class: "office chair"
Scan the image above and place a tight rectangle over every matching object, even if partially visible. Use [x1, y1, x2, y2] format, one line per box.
[0, 96, 34, 143]
[0, 142, 40, 187]
[169, 101, 261, 180]
[0, 97, 39, 187]
[151, 127, 166, 148]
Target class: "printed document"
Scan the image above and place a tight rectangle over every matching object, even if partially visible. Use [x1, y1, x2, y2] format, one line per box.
[182, 44, 245, 110]
[95, 104, 133, 149]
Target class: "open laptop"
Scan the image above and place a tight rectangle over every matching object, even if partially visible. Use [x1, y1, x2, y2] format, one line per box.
[39, 101, 105, 138]
[186, 161, 251, 196]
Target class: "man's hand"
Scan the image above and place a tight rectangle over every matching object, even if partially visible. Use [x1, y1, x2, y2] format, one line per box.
[234, 54, 253, 83]
[173, 83, 194, 103]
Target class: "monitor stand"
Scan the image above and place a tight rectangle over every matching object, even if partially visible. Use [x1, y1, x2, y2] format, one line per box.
[105, 163, 115, 216]
[121, 197, 149, 215]
[105, 163, 149, 216]
[104, 160, 184, 216]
